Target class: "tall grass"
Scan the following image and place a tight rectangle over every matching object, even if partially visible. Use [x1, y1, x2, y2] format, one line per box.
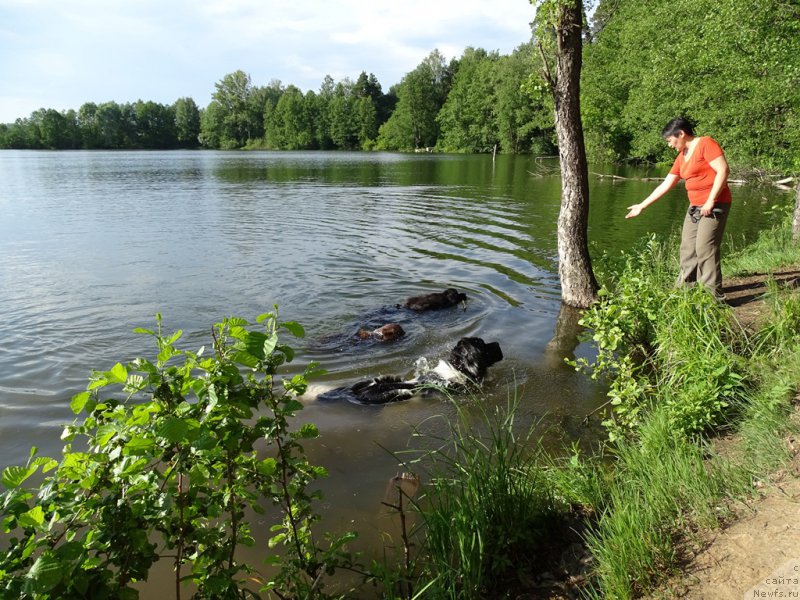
[407, 399, 562, 599]
[583, 410, 747, 599]
[652, 286, 748, 436]
[724, 216, 800, 276]
[737, 279, 800, 473]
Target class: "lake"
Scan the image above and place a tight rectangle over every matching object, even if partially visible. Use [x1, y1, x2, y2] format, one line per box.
[0, 150, 791, 581]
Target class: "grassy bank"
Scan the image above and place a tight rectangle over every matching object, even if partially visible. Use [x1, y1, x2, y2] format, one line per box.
[397, 218, 800, 599]
[550, 218, 800, 598]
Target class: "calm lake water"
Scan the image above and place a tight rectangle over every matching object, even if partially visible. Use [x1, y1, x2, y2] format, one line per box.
[0, 150, 792, 585]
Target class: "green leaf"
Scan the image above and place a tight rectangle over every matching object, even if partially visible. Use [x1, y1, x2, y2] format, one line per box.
[87, 377, 108, 391]
[269, 533, 287, 548]
[106, 362, 128, 384]
[245, 331, 278, 360]
[125, 436, 155, 453]
[285, 399, 304, 412]
[18, 506, 45, 528]
[280, 321, 305, 338]
[262, 334, 278, 355]
[256, 312, 275, 323]
[124, 375, 145, 393]
[157, 345, 175, 363]
[166, 330, 183, 345]
[95, 424, 117, 447]
[2, 465, 38, 489]
[31, 457, 58, 473]
[229, 325, 248, 340]
[277, 344, 295, 362]
[232, 351, 259, 368]
[245, 332, 268, 359]
[158, 417, 189, 444]
[296, 423, 319, 439]
[25, 552, 63, 594]
[132, 327, 154, 335]
[189, 464, 210, 484]
[70, 391, 91, 414]
[257, 458, 277, 477]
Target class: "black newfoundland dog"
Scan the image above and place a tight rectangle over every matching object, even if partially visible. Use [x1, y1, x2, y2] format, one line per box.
[319, 337, 503, 405]
[403, 288, 467, 311]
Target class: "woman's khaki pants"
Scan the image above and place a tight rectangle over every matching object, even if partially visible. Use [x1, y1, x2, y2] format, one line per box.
[676, 204, 729, 298]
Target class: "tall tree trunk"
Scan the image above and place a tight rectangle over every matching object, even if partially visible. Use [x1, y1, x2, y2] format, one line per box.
[549, 0, 599, 308]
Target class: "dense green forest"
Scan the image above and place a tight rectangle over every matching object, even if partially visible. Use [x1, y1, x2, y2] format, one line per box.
[1, 0, 797, 171]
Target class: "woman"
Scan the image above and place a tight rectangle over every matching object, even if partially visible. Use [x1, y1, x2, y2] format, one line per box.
[626, 117, 731, 298]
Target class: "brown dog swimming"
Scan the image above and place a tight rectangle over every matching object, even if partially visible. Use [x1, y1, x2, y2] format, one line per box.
[356, 323, 405, 342]
[403, 288, 467, 311]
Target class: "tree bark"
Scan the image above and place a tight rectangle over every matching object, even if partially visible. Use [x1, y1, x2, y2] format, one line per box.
[551, 0, 599, 308]
[544, 302, 584, 368]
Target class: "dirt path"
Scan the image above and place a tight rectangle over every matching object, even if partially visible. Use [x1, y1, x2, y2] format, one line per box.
[650, 268, 800, 599]
[723, 267, 800, 331]
[654, 451, 800, 599]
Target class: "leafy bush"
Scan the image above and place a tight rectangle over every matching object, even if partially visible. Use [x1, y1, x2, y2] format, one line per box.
[0, 311, 358, 599]
[578, 236, 747, 439]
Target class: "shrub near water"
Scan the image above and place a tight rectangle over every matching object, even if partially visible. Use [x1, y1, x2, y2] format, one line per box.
[578, 235, 747, 440]
[0, 312, 358, 599]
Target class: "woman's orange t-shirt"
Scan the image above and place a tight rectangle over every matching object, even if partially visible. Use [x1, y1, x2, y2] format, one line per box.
[669, 136, 732, 206]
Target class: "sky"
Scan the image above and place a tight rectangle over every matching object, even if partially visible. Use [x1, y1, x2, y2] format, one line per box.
[0, 0, 537, 123]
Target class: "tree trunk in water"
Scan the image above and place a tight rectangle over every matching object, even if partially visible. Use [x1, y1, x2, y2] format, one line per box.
[793, 180, 800, 242]
[552, 0, 599, 308]
[544, 302, 584, 369]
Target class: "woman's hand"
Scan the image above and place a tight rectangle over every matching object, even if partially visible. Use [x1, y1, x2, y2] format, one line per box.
[700, 199, 715, 216]
[626, 203, 643, 219]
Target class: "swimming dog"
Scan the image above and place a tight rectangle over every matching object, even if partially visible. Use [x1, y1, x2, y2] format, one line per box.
[356, 323, 405, 342]
[321, 337, 503, 405]
[403, 288, 467, 311]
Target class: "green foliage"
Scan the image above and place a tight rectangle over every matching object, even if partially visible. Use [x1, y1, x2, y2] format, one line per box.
[582, 0, 800, 171]
[376, 50, 452, 151]
[724, 211, 800, 277]
[583, 410, 743, 600]
[577, 235, 748, 439]
[651, 288, 747, 436]
[174, 98, 202, 148]
[435, 45, 554, 154]
[0, 312, 359, 599]
[405, 401, 561, 598]
[752, 277, 800, 357]
[574, 236, 670, 439]
[0, 98, 200, 150]
[565, 216, 800, 600]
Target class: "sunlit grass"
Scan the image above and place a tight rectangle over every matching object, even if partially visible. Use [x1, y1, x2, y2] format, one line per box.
[724, 217, 800, 277]
[405, 398, 563, 599]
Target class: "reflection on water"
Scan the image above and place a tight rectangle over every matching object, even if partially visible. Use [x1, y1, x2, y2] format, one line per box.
[0, 150, 793, 592]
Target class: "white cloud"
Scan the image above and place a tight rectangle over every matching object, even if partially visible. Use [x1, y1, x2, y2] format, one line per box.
[0, 0, 536, 121]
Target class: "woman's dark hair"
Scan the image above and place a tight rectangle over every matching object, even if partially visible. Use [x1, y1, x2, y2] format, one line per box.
[661, 117, 695, 138]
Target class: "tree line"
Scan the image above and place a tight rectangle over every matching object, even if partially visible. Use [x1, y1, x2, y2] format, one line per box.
[0, 98, 202, 150]
[1, 0, 797, 171]
[0, 43, 552, 155]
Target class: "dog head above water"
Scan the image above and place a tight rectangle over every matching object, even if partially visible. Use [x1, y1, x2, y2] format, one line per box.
[447, 337, 503, 382]
[403, 288, 467, 311]
[356, 323, 405, 341]
[319, 336, 503, 405]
